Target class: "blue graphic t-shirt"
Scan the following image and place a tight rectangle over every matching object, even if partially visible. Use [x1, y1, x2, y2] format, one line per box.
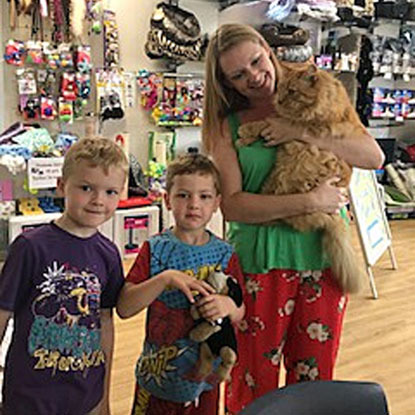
[0, 223, 124, 415]
[126, 229, 244, 403]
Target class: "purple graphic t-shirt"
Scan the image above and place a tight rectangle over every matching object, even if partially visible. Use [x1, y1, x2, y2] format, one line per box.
[0, 222, 124, 415]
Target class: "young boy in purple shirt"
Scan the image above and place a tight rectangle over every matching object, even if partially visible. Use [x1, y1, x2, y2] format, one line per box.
[0, 138, 129, 415]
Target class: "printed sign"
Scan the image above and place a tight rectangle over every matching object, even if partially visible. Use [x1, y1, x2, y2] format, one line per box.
[27, 157, 64, 189]
[349, 168, 392, 266]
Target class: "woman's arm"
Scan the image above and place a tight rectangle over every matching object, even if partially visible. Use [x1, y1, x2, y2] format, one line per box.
[261, 118, 385, 169]
[212, 120, 348, 224]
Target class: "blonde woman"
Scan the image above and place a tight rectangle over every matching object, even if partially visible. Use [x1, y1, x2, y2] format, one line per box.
[202, 23, 384, 414]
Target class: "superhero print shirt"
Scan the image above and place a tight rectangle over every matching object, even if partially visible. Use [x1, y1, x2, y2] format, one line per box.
[127, 229, 243, 403]
[0, 223, 124, 415]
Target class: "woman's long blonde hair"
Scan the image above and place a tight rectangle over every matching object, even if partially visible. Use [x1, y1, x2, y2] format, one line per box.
[202, 23, 279, 153]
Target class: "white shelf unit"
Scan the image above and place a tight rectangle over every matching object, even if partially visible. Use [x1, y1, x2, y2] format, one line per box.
[8, 213, 63, 244]
[112, 205, 160, 258]
[8, 213, 114, 244]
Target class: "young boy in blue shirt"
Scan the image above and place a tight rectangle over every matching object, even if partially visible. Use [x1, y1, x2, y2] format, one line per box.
[117, 153, 245, 415]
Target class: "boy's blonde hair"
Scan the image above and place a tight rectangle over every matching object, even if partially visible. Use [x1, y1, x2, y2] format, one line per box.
[202, 23, 279, 153]
[166, 153, 221, 195]
[61, 138, 129, 181]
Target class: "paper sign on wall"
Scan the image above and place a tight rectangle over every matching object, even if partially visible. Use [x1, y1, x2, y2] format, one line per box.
[27, 157, 64, 189]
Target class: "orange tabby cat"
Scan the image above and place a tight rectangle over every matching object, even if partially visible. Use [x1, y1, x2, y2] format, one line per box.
[238, 62, 367, 293]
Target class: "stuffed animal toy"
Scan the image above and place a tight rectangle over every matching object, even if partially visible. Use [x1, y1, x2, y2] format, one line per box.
[189, 269, 243, 382]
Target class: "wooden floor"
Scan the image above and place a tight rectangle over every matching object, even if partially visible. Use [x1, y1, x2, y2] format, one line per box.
[110, 220, 415, 415]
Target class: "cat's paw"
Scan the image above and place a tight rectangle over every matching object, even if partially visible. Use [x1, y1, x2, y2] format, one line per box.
[238, 121, 268, 139]
[235, 137, 256, 147]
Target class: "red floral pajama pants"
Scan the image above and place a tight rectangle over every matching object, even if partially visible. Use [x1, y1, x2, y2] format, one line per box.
[225, 268, 347, 414]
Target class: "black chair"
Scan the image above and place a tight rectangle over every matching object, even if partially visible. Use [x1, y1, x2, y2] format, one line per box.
[238, 380, 389, 415]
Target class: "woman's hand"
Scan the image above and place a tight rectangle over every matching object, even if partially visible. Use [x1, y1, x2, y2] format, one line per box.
[196, 294, 237, 322]
[261, 117, 303, 146]
[309, 177, 349, 214]
[162, 271, 215, 303]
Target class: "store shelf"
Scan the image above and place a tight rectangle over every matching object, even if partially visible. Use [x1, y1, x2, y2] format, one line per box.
[386, 205, 415, 219]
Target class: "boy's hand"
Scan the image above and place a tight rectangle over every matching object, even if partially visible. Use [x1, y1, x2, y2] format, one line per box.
[196, 294, 236, 322]
[162, 270, 215, 303]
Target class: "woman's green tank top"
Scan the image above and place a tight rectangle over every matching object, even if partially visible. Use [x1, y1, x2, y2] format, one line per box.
[226, 112, 331, 273]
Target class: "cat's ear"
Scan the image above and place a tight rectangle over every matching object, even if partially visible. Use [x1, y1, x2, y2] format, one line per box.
[304, 64, 318, 84]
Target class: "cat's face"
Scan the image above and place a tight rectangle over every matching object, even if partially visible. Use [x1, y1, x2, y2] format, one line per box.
[274, 64, 323, 120]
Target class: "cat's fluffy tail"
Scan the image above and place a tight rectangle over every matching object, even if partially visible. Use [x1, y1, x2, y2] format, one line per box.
[323, 217, 364, 294]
